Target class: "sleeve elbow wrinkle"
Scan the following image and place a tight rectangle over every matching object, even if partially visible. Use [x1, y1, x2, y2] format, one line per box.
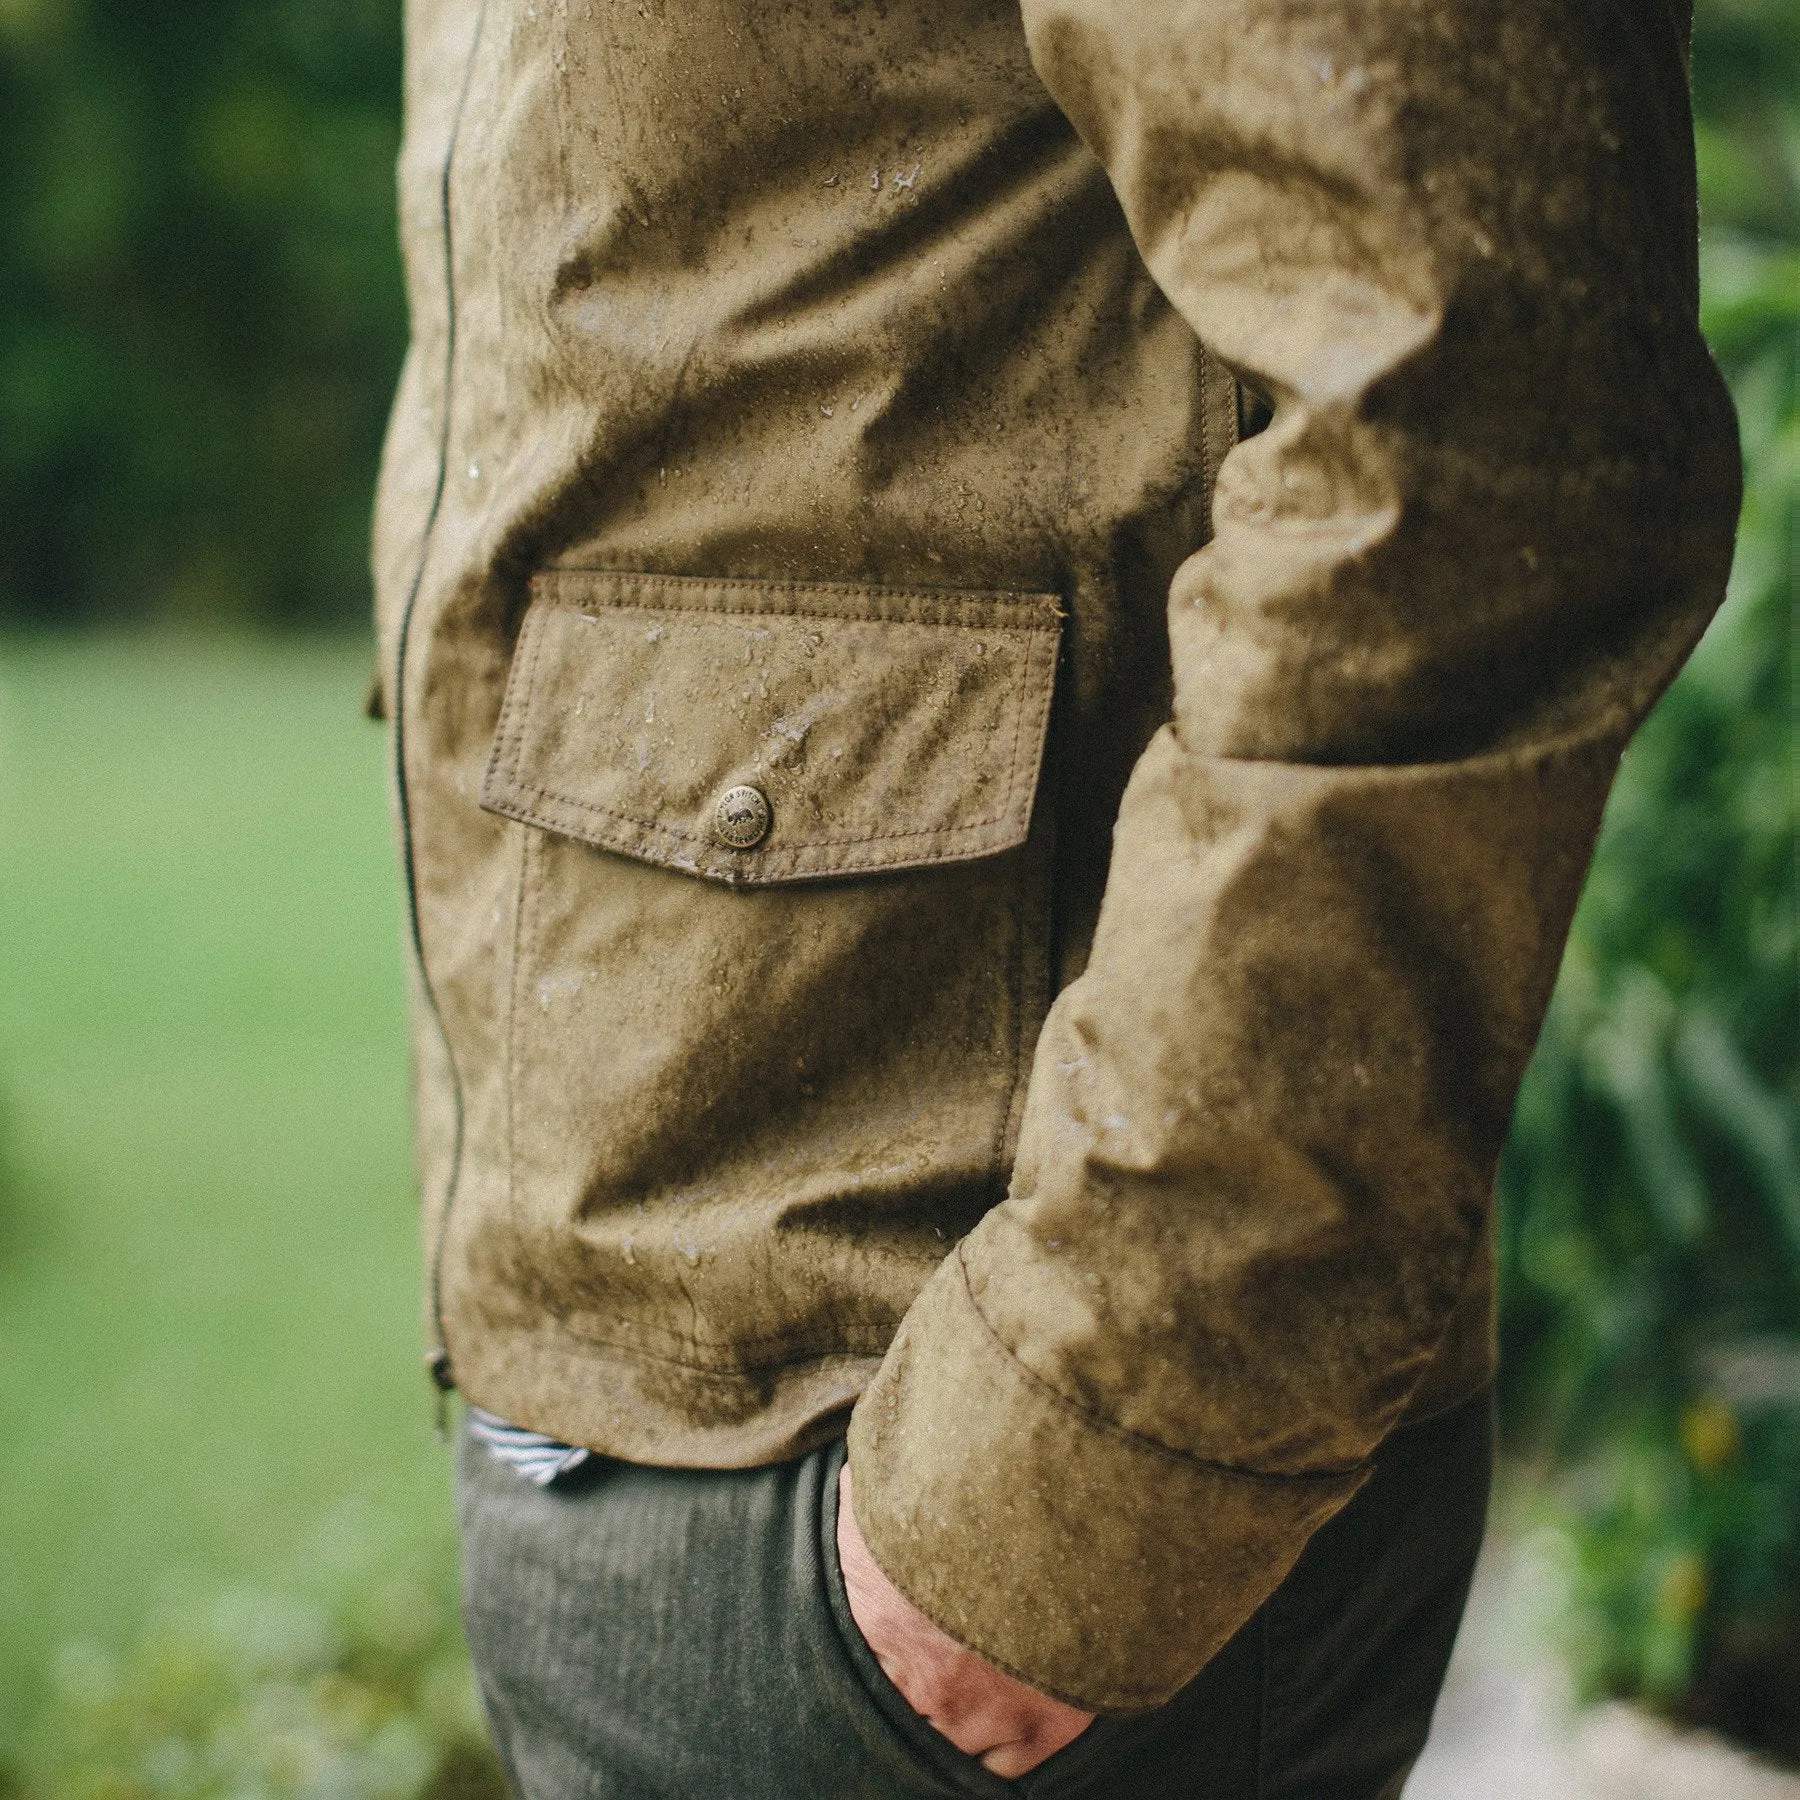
[1176, 297, 1739, 769]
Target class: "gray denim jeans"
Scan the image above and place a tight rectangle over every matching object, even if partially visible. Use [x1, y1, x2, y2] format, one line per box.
[457, 1389, 1492, 1799]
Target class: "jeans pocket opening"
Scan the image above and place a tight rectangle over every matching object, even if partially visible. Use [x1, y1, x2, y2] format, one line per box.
[813, 1443, 1023, 1800]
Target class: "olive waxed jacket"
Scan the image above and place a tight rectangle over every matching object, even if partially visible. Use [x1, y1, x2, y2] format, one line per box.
[375, 0, 1740, 1712]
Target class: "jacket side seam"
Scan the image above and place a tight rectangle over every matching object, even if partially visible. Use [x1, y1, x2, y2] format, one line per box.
[984, 815, 1035, 1212]
[503, 810, 538, 1302]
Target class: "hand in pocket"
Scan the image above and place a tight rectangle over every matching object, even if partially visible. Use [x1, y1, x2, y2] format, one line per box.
[836, 1468, 1095, 1778]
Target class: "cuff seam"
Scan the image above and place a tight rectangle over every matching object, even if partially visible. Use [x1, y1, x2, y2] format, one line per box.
[952, 1247, 1370, 1488]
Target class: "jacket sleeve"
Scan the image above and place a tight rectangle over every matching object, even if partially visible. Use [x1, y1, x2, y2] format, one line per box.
[845, 0, 1742, 1712]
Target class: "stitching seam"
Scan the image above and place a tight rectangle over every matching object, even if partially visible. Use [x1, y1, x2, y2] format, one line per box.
[952, 1249, 1370, 1489]
[535, 568, 1063, 622]
[552, 595, 1058, 631]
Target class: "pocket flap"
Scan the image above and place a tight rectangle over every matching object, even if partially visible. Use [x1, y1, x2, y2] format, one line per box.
[480, 570, 1063, 887]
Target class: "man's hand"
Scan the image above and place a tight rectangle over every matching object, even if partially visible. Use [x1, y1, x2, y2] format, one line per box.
[836, 1468, 1095, 1777]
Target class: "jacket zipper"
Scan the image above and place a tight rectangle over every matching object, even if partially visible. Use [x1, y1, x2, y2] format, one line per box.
[394, 0, 491, 1426]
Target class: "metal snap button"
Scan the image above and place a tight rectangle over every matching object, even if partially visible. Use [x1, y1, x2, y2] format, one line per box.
[713, 784, 771, 850]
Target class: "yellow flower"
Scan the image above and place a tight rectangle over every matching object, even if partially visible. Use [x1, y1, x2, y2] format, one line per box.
[1656, 1551, 1709, 1625]
[1680, 1397, 1741, 1472]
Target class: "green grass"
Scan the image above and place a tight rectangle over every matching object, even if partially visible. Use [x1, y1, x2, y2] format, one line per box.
[0, 634, 449, 1757]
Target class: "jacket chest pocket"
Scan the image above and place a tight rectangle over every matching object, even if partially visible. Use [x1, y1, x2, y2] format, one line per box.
[475, 569, 1062, 1373]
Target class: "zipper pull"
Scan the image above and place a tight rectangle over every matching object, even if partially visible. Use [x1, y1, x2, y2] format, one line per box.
[428, 1348, 456, 1442]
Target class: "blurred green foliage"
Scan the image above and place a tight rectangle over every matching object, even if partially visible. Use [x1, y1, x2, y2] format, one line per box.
[0, 0, 403, 626]
[0, 0, 1794, 1773]
[0, 637, 445, 1753]
[1497, 0, 1800, 1759]
[22, 1506, 502, 1800]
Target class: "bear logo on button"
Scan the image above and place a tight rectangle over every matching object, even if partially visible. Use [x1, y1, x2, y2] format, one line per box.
[713, 784, 772, 850]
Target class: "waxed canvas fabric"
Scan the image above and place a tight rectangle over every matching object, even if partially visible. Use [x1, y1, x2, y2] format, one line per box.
[377, 0, 1740, 1711]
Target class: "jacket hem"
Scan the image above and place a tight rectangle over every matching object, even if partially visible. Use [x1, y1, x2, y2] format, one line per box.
[449, 1317, 886, 1471]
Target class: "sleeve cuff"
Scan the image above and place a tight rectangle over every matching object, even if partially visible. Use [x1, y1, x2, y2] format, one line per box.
[846, 1254, 1366, 1712]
